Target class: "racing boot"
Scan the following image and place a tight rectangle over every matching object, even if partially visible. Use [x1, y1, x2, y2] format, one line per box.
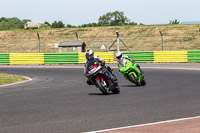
[112, 74, 118, 87]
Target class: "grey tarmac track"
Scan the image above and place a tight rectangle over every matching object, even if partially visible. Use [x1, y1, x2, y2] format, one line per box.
[0, 63, 200, 133]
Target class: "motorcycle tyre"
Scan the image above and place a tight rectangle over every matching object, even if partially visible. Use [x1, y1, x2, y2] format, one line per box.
[95, 78, 109, 95]
[111, 87, 120, 94]
[130, 74, 141, 86]
[111, 74, 120, 94]
[141, 79, 146, 86]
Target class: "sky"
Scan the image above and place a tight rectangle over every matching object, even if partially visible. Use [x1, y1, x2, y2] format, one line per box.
[1, 0, 200, 26]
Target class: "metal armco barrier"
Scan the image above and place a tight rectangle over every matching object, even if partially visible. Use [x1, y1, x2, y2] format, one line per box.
[0, 54, 9, 64]
[188, 51, 200, 62]
[0, 51, 200, 64]
[123, 52, 154, 63]
[154, 51, 188, 63]
[10, 53, 44, 64]
[44, 53, 78, 64]
[78, 52, 114, 64]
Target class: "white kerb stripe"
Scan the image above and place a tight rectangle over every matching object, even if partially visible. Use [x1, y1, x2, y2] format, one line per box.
[84, 115, 200, 133]
[0, 76, 32, 88]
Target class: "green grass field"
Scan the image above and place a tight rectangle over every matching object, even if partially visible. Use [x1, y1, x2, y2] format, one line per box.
[0, 24, 200, 53]
[0, 73, 28, 85]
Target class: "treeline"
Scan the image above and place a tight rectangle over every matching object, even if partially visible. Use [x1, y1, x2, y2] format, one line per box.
[0, 11, 141, 30]
[43, 11, 142, 28]
[0, 17, 30, 30]
[81, 11, 141, 27]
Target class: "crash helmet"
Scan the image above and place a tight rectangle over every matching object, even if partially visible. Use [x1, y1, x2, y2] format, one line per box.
[116, 52, 123, 59]
[85, 50, 94, 61]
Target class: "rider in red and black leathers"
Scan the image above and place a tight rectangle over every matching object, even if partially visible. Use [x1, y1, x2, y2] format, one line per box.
[84, 50, 116, 85]
[84, 50, 105, 72]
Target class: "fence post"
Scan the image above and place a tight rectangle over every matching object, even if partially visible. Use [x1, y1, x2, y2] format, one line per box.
[159, 30, 163, 51]
[37, 32, 40, 53]
[107, 40, 109, 52]
[116, 31, 120, 52]
[76, 32, 78, 42]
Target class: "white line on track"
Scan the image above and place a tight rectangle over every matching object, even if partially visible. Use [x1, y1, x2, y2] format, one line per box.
[85, 116, 200, 133]
[0, 76, 32, 88]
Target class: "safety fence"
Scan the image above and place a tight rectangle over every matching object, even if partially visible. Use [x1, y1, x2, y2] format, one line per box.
[0, 51, 200, 64]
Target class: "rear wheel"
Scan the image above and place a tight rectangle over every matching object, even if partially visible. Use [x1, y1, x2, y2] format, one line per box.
[112, 74, 120, 94]
[130, 74, 141, 86]
[95, 78, 109, 95]
[111, 87, 120, 94]
[141, 79, 146, 86]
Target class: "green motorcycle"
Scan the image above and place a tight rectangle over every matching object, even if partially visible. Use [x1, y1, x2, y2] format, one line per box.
[118, 58, 146, 86]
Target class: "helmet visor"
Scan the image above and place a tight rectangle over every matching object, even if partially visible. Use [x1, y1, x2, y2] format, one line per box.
[86, 54, 93, 61]
[116, 54, 122, 59]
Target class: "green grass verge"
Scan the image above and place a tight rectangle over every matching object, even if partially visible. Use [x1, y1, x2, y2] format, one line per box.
[0, 73, 28, 85]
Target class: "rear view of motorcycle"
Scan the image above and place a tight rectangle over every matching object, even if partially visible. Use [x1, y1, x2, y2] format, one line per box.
[85, 59, 120, 95]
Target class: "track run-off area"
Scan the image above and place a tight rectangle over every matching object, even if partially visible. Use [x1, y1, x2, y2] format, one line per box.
[0, 63, 200, 133]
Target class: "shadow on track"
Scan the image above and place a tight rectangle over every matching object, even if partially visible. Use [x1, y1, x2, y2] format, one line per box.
[88, 93, 119, 96]
[120, 84, 138, 87]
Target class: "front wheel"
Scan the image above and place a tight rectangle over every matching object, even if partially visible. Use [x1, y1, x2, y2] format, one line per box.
[95, 78, 109, 95]
[130, 74, 141, 86]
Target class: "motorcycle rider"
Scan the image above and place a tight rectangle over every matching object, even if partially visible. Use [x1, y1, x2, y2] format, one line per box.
[84, 50, 117, 85]
[116, 52, 143, 75]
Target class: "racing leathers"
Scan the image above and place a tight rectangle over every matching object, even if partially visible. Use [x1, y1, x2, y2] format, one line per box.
[84, 56, 117, 85]
[84, 56, 105, 73]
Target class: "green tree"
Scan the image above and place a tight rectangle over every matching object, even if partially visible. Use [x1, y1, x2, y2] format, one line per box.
[51, 21, 58, 28]
[0, 17, 8, 22]
[8, 17, 23, 29]
[51, 21, 65, 28]
[169, 19, 179, 24]
[22, 19, 31, 24]
[0, 21, 10, 30]
[44, 21, 51, 26]
[0, 17, 27, 30]
[57, 21, 65, 28]
[98, 11, 131, 26]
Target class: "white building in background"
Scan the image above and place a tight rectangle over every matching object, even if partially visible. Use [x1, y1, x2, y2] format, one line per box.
[24, 22, 42, 29]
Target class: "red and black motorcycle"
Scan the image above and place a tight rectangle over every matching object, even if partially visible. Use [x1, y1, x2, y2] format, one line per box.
[85, 59, 120, 95]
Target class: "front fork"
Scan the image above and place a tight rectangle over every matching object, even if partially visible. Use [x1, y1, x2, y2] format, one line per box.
[128, 65, 142, 82]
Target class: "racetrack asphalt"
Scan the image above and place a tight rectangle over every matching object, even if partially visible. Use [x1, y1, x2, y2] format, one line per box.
[0, 63, 200, 133]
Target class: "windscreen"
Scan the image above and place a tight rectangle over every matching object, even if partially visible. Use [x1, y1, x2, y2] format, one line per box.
[119, 58, 127, 67]
[86, 59, 99, 70]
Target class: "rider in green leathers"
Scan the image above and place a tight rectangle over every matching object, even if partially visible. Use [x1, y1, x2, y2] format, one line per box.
[116, 52, 143, 75]
[116, 52, 146, 86]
